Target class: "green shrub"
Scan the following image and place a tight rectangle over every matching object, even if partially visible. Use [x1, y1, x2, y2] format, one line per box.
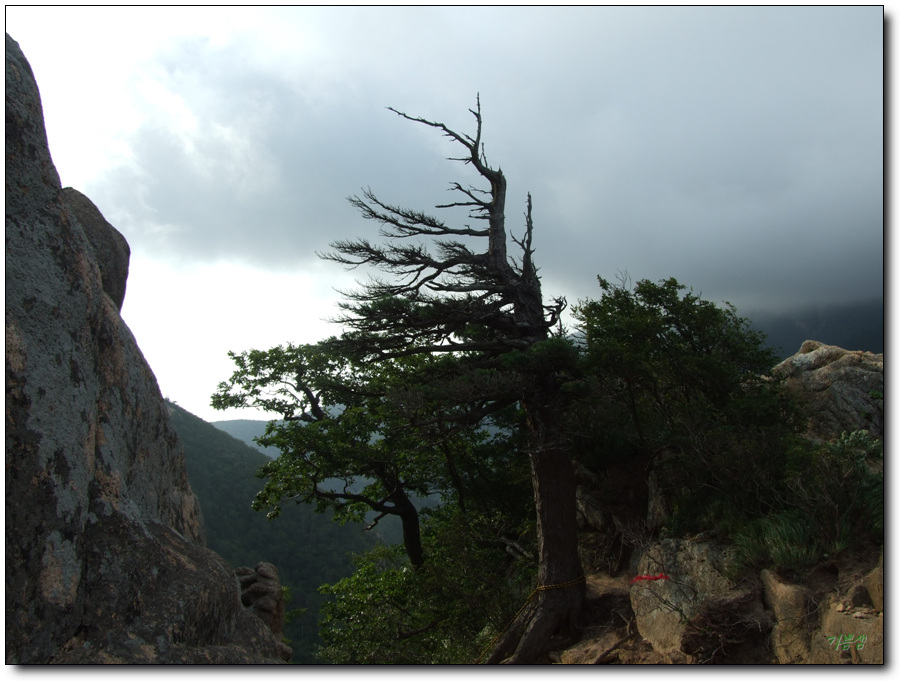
[316, 506, 533, 664]
[713, 431, 883, 574]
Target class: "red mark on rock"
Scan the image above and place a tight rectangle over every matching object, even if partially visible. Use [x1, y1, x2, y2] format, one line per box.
[631, 573, 670, 583]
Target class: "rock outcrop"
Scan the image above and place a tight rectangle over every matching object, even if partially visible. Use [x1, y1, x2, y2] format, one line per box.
[236, 563, 287, 637]
[807, 601, 883, 664]
[235, 563, 293, 662]
[772, 340, 884, 441]
[760, 569, 813, 664]
[61, 187, 130, 311]
[629, 539, 772, 662]
[761, 554, 884, 665]
[5, 33, 287, 664]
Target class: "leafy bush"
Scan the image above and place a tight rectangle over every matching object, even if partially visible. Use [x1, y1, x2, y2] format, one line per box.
[723, 431, 883, 572]
[570, 275, 785, 470]
[571, 276, 883, 576]
[316, 506, 533, 664]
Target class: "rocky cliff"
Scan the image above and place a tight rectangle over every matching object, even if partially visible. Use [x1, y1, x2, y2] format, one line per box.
[5, 33, 288, 664]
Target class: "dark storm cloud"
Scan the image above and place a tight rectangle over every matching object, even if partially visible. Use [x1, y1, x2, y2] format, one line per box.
[85, 6, 882, 314]
[89, 37, 449, 269]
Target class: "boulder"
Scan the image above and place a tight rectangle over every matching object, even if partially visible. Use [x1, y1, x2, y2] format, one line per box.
[808, 606, 883, 665]
[630, 538, 767, 660]
[235, 562, 293, 660]
[863, 549, 884, 613]
[236, 563, 286, 635]
[630, 539, 732, 652]
[772, 340, 884, 441]
[62, 187, 130, 311]
[760, 569, 812, 663]
[5, 33, 286, 664]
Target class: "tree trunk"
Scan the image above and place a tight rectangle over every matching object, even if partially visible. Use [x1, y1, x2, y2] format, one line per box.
[395, 491, 424, 567]
[485, 376, 584, 663]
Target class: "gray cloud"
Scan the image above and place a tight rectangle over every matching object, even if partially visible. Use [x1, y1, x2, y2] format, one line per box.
[79, 6, 882, 315]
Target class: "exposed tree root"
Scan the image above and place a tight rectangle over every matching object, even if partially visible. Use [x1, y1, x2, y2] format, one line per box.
[484, 583, 584, 664]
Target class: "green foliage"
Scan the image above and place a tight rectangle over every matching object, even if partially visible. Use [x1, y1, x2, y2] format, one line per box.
[316, 505, 533, 664]
[499, 336, 579, 374]
[571, 274, 883, 575]
[213, 338, 529, 567]
[202, 261, 882, 663]
[742, 511, 826, 573]
[568, 275, 886, 575]
[570, 275, 785, 468]
[280, 584, 307, 626]
[716, 431, 883, 573]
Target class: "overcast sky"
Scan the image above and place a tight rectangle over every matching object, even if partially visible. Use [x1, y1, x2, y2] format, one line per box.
[7, 6, 884, 422]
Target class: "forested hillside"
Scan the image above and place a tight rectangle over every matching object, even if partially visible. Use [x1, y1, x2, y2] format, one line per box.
[167, 401, 378, 663]
[210, 418, 281, 458]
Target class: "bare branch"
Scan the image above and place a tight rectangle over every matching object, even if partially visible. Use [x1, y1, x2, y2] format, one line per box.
[363, 510, 389, 531]
[387, 95, 504, 196]
[309, 482, 395, 515]
[325, 96, 567, 367]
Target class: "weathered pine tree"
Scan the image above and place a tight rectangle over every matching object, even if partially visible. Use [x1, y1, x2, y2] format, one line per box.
[322, 97, 583, 663]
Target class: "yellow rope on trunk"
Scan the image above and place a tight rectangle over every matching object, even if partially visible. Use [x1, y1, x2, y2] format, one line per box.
[474, 573, 585, 664]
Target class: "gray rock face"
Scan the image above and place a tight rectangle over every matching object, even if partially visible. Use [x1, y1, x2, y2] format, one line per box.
[630, 539, 734, 653]
[62, 187, 130, 311]
[5, 33, 286, 664]
[772, 340, 884, 441]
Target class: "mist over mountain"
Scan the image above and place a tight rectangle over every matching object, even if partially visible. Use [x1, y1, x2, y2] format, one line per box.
[748, 298, 883, 359]
[210, 418, 280, 458]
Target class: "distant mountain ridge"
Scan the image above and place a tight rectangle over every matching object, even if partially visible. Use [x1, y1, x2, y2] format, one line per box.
[749, 298, 883, 359]
[210, 418, 280, 458]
